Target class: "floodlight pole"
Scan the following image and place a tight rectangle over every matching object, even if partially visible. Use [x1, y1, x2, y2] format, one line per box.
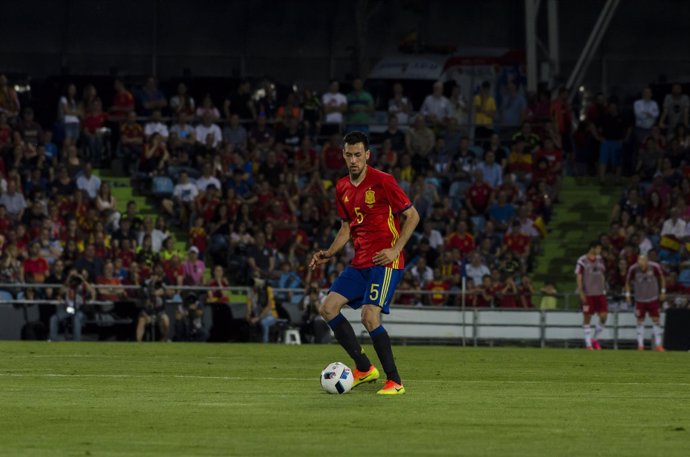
[547, 0, 560, 82]
[524, 0, 538, 93]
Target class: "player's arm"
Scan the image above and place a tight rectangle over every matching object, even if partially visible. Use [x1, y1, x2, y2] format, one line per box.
[624, 267, 632, 304]
[576, 270, 586, 303]
[309, 221, 350, 269]
[373, 205, 420, 266]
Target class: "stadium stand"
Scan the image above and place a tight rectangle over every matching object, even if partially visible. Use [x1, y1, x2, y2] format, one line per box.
[0, 72, 688, 342]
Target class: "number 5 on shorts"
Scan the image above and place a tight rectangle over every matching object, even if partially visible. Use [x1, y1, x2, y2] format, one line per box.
[369, 283, 380, 302]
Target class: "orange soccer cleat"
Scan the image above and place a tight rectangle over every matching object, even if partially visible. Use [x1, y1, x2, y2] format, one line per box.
[352, 365, 380, 388]
[377, 380, 406, 395]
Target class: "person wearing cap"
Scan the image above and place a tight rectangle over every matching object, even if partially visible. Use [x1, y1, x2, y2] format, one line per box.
[182, 246, 205, 285]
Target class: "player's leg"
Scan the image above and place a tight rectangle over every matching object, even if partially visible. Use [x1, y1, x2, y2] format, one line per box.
[582, 303, 593, 349]
[635, 303, 646, 350]
[650, 302, 664, 351]
[591, 296, 607, 349]
[362, 267, 405, 394]
[319, 289, 373, 373]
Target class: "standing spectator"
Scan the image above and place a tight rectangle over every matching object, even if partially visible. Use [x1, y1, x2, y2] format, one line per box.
[633, 87, 659, 145]
[465, 170, 493, 218]
[321, 80, 347, 133]
[0, 74, 20, 119]
[138, 76, 167, 116]
[81, 99, 108, 166]
[49, 270, 93, 342]
[381, 115, 406, 153]
[345, 77, 374, 132]
[659, 83, 689, 134]
[300, 88, 322, 135]
[593, 98, 631, 184]
[170, 82, 195, 117]
[473, 81, 497, 140]
[388, 82, 412, 125]
[246, 232, 275, 280]
[499, 80, 526, 130]
[224, 80, 255, 120]
[275, 92, 301, 125]
[109, 79, 135, 123]
[195, 93, 221, 122]
[420, 81, 451, 128]
[248, 114, 275, 152]
[551, 87, 574, 155]
[144, 110, 169, 140]
[17, 108, 43, 147]
[21, 242, 49, 283]
[449, 84, 469, 128]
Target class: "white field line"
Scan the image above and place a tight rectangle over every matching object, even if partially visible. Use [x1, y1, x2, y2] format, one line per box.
[0, 372, 689, 387]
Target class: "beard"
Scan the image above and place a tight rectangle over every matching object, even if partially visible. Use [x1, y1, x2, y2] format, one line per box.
[349, 167, 362, 181]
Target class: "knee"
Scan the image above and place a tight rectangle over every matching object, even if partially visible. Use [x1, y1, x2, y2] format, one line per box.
[318, 302, 337, 321]
[360, 312, 379, 332]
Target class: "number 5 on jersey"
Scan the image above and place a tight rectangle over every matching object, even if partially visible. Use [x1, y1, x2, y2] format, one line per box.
[369, 283, 380, 302]
[354, 206, 364, 224]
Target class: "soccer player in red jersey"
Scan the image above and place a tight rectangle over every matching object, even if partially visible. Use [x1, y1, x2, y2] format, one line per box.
[575, 241, 608, 349]
[310, 131, 419, 395]
[625, 255, 666, 351]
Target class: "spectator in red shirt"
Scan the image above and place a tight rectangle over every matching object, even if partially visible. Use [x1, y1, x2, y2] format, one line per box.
[109, 79, 134, 123]
[119, 111, 144, 163]
[82, 98, 108, 166]
[445, 220, 475, 256]
[321, 134, 344, 180]
[96, 260, 126, 303]
[426, 268, 450, 306]
[264, 197, 298, 251]
[502, 220, 531, 264]
[519, 275, 535, 308]
[465, 170, 493, 217]
[21, 242, 49, 283]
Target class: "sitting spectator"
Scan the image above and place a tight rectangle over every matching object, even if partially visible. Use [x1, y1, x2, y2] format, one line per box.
[76, 163, 101, 200]
[499, 80, 527, 129]
[175, 292, 206, 342]
[17, 108, 43, 147]
[275, 92, 301, 125]
[388, 82, 413, 125]
[108, 79, 134, 123]
[465, 170, 493, 218]
[405, 116, 435, 158]
[410, 256, 433, 289]
[182, 246, 205, 285]
[195, 93, 220, 122]
[96, 260, 126, 303]
[21, 241, 49, 283]
[119, 111, 144, 163]
[49, 269, 94, 341]
[57, 83, 80, 144]
[488, 191, 516, 233]
[511, 122, 541, 152]
[247, 280, 281, 343]
[300, 283, 331, 343]
[195, 112, 222, 150]
[138, 133, 170, 177]
[426, 267, 450, 306]
[169, 112, 196, 150]
[144, 110, 169, 140]
[82, 99, 109, 166]
[169, 82, 195, 117]
[420, 81, 451, 127]
[74, 244, 105, 282]
[249, 114, 275, 152]
[0, 180, 27, 222]
[477, 151, 503, 188]
[222, 114, 248, 151]
[473, 81, 497, 140]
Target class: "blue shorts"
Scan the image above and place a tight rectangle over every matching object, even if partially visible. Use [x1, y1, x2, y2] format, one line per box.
[329, 266, 403, 314]
[599, 140, 623, 166]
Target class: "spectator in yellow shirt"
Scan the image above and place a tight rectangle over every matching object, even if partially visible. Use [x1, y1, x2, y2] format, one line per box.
[473, 81, 497, 140]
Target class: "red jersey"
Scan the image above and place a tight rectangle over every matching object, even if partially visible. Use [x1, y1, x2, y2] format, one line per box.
[465, 182, 492, 213]
[446, 232, 475, 255]
[426, 279, 449, 306]
[336, 166, 412, 269]
[503, 232, 530, 256]
[23, 257, 49, 282]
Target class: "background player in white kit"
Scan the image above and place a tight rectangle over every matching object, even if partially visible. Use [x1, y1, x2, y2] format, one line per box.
[624, 255, 666, 351]
[575, 241, 608, 350]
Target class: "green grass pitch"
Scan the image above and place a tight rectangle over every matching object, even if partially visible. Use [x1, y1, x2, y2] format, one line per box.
[0, 342, 688, 457]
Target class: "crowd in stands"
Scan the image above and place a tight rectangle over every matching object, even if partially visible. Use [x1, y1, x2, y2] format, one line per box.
[3, 70, 690, 339]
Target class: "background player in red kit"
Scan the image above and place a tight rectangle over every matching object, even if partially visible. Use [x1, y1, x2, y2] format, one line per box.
[625, 254, 666, 351]
[310, 131, 419, 395]
[576, 240, 608, 349]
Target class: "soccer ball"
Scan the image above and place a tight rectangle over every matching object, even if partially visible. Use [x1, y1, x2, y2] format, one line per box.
[320, 362, 354, 394]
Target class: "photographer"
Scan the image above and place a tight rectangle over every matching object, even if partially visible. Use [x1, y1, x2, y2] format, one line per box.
[300, 283, 331, 344]
[48, 269, 94, 341]
[174, 292, 207, 342]
[136, 263, 172, 342]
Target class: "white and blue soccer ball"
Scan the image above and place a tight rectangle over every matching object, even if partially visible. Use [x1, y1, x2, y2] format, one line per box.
[320, 362, 354, 394]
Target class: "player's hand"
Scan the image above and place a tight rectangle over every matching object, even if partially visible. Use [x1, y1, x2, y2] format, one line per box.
[373, 248, 400, 266]
[309, 250, 331, 270]
[579, 292, 587, 304]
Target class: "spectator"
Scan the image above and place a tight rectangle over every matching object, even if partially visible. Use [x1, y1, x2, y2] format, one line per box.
[21, 241, 49, 283]
[449, 84, 469, 128]
[507, 139, 533, 185]
[276, 117, 304, 155]
[182, 246, 205, 285]
[488, 191, 516, 233]
[420, 81, 451, 127]
[477, 151, 503, 188]
[195, 112, 222, 149]
[426, 268, 450, 306]
[137, 263, 172, 342]
[195, 93, 220, 122]
[137, 216, 167, 253]
[222, 114, 248, 151]
[465, 170, 493, 218]
[551, 87, 574, 154]
[96, 260, 126, 303]
[0, 180, 27, 222]
[169, 112, 196, 150]
[17, 108, 43, 147]
[276, 92, 301, 125]
[247, 232, 275, 280]
[95, 181, 120, 231]
[633, 87, 659, 144]
[169, 82, 195, 117]
[410, 256, 433, 288]
[593, 98, 630, 183]
[74, 244, 104, 282]
[248, 114, 275, 152]
[194, 163, 221, 193]
[119, 111, 144, 163]
[661, 207, 686, 240]
[512, 122, 541, 152]
[138, 76, 167, 116]
[659, 83, 689, 134]
[473, 81, 497, 140]
[380, 115, 406, 153]
[224, 80, 256, 120]
[388, 82, 412, 125]
[76, 163, 101, 200]
[0, 74, 20, 119]
[144, 110, 169, 140]
[321, 79, 347, 131]
[109, 79, 135, 123]
[405, 116, 435, 158]
[247, 280, 281, 343]
[49, 270, 93, 341]
[445, 220, 475, 257]
[499, 80, 526, 129]
[81, 99, 108, 166]
[138, 133, 170, 177]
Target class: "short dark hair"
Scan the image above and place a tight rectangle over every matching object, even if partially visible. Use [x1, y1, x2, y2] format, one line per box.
[343, 131, 369, 151]
[589, 240, 602, 250]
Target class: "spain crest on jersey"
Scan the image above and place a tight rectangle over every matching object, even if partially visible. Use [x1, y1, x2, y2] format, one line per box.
[365, 189, 375, 206]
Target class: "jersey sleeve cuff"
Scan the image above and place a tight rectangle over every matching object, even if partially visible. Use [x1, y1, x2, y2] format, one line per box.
[394, 203, 413, 216]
